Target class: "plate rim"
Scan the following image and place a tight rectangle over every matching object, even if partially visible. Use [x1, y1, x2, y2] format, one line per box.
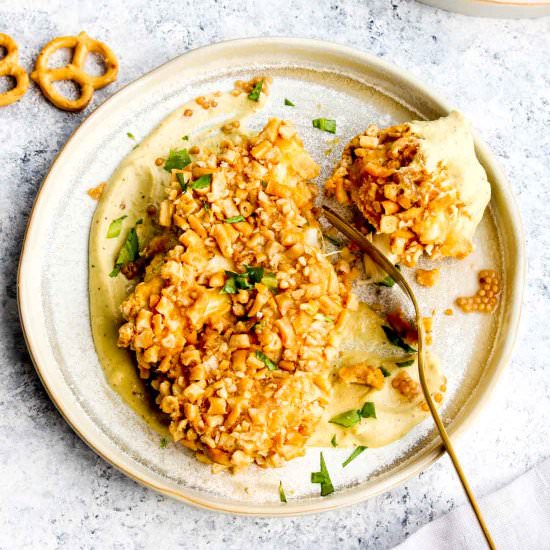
[17, 36, 526, 516]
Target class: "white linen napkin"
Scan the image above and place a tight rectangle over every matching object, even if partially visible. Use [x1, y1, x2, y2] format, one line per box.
[395, 458, 550, 549]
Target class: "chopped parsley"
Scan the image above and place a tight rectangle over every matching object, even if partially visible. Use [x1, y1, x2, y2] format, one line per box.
[260, 180, 268, 188]
[377, 275, 396, 288]
[330, 435, 337, 447]
[190, 174, 212, 189]
[284, 98, 295, 107]
[380, 366, 391, 378]
[329, 409, 361, 428]
[225, 215, 246, 224]
[176, 172, 187, 192]
[342, 446, 367, 467]
[245, 265, 264, 284]
[221, 275, 237, 294]
[322, 315, 334, 323]
[126, 132, 136, 140]
[323, 233, 342, 247]
[164, 148, 191, 172]
[221, 266, 278, 294]
[106, 215, 127, 239]
[279, 481, 287, 503]
[382, 325, 417, 353]
[109, 219, 142, 277]
[202, 200, 210, 212]
[260, 272, 278, 291]
[329, 401, 377, 427]
[359, 402, 376, 419]
[311, 452, 334, 496]
[312, 118, 336, 134]
[255, 350, 278, 371]
[248, 80, 263, 102]
[397, 359, 415, 368]
[182, 135, 189, 140]
[160, 437, 168, 448]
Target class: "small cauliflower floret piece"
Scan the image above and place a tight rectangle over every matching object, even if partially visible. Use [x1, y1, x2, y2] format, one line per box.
[339, 362, 385, 390]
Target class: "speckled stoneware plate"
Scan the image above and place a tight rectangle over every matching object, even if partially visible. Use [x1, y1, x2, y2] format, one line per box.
[18, 38, 525, 515]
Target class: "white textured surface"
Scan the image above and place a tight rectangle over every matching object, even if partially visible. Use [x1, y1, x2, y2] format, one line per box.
[0, 1, 549, 549]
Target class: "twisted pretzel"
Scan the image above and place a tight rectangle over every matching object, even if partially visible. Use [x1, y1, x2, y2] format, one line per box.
[0, 33, 29, 107]
[31, 31, 118, 112]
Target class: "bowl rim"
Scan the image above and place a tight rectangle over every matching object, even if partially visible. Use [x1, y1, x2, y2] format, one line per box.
[17, 36, 526, 516]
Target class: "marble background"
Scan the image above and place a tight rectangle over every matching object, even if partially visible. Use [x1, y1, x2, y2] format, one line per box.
[1, 1, 549, 549]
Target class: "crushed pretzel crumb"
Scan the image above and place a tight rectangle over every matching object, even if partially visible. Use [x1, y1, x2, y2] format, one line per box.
[416, 268, 440, 288]
[87, 182, 106, 201]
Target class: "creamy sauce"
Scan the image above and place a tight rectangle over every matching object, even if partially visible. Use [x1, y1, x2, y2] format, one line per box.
[89, 91, 444, 448]
[309, 303, 444, 448]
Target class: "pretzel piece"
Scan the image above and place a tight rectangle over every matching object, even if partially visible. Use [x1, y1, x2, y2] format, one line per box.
[31, 31, 118, 112]
[0, 33, 29, 107]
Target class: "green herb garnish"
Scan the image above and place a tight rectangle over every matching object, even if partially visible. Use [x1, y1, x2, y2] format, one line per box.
[382, 326, 417, 353]
[377, 275, 396, 288]
[342, 446, 367, 467]
[182, 135, 189, 140]
[397, 359, 415, 368]
[261, 272, 278, 291]
[106, 215, 127, 239]
[329, 401, 377, 427]
[164, 149, 191, 172]
[248, 80, 263, 102]
[380, 366, 391, 378]
[260, 180, 268, 188]
[255, 350, 278, 371]
[245, 265, 264, 284]
[225, 215, 246, 224]
[329, 409, 361, 428]
[221, 275, 237, 294]
[109, 219, 142, 277]
[160, 437, 168, 448]
[359, 402, 376, 419]
[127, 132, 136, 140]
[176, 172, 187, 192]
[311, 452, 334, 496]
[221, 266, 273, 294]
[330, 435, 337, 447]
[312, 118, 336, 134]
[202, 200, 210, 212]
[279, 481, 287, 503]
[322, 315, 334, 323]
[284, 98, 295, 107]
[190, 174, 212, 189]
[323, 233, 342, 247]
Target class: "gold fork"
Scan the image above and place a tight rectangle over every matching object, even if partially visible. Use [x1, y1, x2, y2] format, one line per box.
[322, 205, 496, 550]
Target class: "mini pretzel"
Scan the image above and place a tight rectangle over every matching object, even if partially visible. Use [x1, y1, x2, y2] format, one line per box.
[0, 33, 29, 107]
[31, 31, 118, 112]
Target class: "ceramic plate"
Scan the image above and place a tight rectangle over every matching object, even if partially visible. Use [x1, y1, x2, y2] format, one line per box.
[18, 38, 525, 515]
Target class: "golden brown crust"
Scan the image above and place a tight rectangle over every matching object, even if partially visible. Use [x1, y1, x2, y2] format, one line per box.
[325, 122, 472, 266]
[31, 31, 118, 112]
[0, 33, 29, 107]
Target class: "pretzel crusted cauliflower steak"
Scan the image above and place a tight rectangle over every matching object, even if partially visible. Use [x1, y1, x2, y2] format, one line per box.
[325, 112, 490, 266]
[117, 118, 356, 470]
